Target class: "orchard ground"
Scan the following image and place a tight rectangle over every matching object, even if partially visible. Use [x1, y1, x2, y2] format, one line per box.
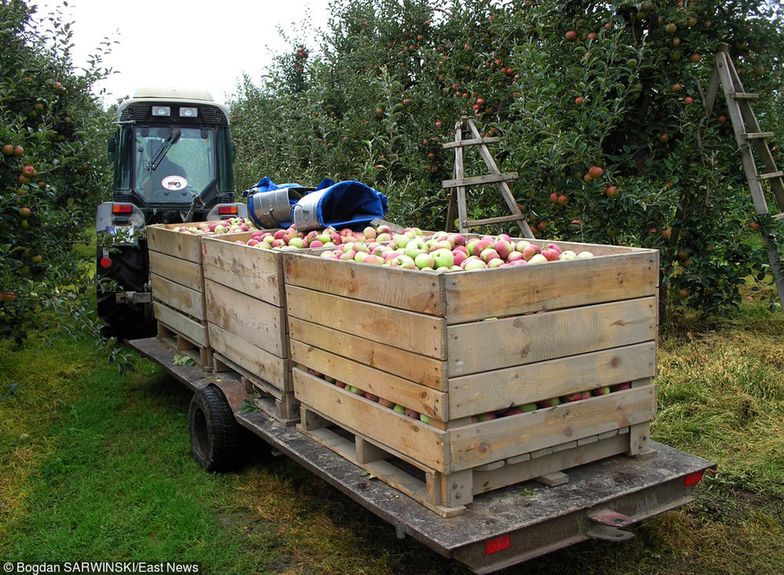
[1, 291, 782, 574]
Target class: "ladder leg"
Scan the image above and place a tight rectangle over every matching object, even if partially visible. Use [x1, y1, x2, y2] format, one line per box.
[763, 233, 784, 310]
[445, 189, 456, 232]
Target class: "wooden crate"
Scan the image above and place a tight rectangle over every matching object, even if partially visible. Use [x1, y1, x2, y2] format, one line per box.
[283, 239, 659, 515]
[202, 232, 298, 423]
[147, 222, 215, 368]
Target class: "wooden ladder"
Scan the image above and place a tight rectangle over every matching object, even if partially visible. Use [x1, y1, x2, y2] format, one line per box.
[442, 119, 534, 238]
[704, 43, 784, 308]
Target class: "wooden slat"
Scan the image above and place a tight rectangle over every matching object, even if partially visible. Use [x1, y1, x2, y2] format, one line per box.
[442, 136, 501, 149]
[445, 251, 658, 324]
[447, 297, 657, 376]
[151, 273, 204, 320]
[758, 171, 784, 181]
[147, 224, 203, 264]
[289, 318, 447, 390]
[204, 280, 287, 357]
[290, 339, 448, 420]
[448, 342, 656, 419]
[203, 235, 284, 306]
[209, 323, 291, 392]
[442, 172, 518, 189]
[293, 368, 448, 472]
[283, 253, 445, 316]
[148, 251, 202, 291]
[448, 385, 656, 472]
[153, 301, 207, 347]
[731, 92, 759, 100]
[285, 286, 446, 360]
[743, 132, 774, 140]
[473, 434, 628, 495]
[465, 214, 526, 227]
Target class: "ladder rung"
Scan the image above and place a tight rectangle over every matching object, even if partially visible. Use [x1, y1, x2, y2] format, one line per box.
[743, 132, 775, 140]
[731, 92, 759, 100]
[773, 213, 784, 222]
[759, 171, 784, 181]
[465, 214, 526, 227]
[442, 137, 501, 149]
[442, 172, 518, 189]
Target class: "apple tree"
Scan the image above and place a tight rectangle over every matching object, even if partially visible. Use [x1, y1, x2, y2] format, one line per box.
[0, 0, 113, 342]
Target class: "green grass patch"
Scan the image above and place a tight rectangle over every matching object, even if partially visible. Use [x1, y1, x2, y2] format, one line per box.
[1, 300, 783, 574]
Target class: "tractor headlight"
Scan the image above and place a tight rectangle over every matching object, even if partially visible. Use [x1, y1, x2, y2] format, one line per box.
[152, 106, 171, 117]
[179, 106, 198, 118]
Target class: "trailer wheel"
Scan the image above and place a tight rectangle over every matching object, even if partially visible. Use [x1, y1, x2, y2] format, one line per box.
[189, 385, 245, 471]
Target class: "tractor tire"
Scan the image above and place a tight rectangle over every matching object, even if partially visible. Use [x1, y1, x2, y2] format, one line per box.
[97, 244, 155, 340]
[189, 385, 248, 471]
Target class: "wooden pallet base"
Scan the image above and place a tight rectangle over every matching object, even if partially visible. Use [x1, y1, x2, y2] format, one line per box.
[297, 404, 643, 517]
[157, 321, 212, 370]
[213, 352, 299, 426]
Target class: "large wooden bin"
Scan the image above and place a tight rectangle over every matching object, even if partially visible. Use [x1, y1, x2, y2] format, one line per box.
[202, 233, 298, 424]
[147, 222, 216, 368]
[283, 240, 659, 515]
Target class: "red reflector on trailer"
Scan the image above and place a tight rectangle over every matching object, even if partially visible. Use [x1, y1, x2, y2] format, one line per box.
[683, 470, 705, 486]
[112, 203, 133, 214]
[484, 534, 511, 555]
[99, 257, 112, 269]
[218, 205, 238, 215]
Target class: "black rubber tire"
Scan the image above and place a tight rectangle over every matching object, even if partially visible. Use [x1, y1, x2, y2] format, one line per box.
[189, 386, 246, 472]
[97, 244, 155, 340]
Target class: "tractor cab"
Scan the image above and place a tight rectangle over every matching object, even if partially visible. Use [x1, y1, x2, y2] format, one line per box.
[96, 87, 244, 338]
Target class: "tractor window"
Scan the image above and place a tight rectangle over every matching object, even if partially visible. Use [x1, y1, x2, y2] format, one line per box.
[133, 126, 216, 204]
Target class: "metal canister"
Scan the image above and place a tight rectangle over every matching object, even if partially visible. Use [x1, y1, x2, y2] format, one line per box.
[248, 187, 303, 228]
[291, 188, 328, 231]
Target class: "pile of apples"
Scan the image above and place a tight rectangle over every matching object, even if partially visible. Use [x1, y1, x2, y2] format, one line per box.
[306, 367, 632, 425]
[235, 224, 394, 250]
[318, 229, 595, 271]
[171, 217, 255, 234]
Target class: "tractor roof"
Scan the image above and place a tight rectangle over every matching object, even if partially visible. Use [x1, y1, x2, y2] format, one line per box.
[117, 87, 230, 123]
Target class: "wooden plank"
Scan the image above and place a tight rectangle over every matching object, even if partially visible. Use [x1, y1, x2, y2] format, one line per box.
[465, 214, 527, 227]
[289, 318, 446, 390]
[147, 224, 202, 263]
[448, 342, 656, 419]
[454, 123, 468, 233]
[208, 323, 291, 392]
[442, 172, 518, 189]
[203, 235, 284, 306]
[148, 251, 202, 291]
[286, 286, 446, 360]
[153, 301, 207, 347]
[442, 136, 501, 149]
[290, 339, 448, 420]
[445, 250, 658, 324]
[472, 433, 628, 495]
[447, 297, 657, 376]
[743, 132, 774, 140]
[293, 368, 449, 472]
[283, 253, 445, 316]
[151, 273, 204, 320]
[448, 385, 656, 472]
[205, 280, 287, 357]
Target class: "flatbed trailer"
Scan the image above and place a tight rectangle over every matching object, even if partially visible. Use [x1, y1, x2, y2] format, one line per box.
[130, 337, 715, 574]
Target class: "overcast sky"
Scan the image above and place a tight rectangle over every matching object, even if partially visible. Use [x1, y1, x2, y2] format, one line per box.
[33, 0, 331, 106]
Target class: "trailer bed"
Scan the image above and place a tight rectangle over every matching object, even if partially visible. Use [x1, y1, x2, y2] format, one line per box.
[130, 337, 714, 573]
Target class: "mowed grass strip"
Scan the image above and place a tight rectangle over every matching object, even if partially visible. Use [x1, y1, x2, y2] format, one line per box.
[1, 300, 783, 575]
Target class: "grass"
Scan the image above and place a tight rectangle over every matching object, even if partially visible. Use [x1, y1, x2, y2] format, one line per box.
[1, 300, 783, 574]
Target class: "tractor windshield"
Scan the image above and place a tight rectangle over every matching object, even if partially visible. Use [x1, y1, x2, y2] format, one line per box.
[133, 126, 216, 204]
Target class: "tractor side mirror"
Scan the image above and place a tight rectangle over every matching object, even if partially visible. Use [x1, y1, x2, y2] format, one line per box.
[107, 135, 117, 161]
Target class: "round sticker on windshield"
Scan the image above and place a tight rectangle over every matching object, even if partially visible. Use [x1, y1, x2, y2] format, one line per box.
[161, 175, 188, 191]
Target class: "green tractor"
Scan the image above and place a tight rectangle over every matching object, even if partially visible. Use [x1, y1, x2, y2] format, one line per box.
[95, 88, 245, 339]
